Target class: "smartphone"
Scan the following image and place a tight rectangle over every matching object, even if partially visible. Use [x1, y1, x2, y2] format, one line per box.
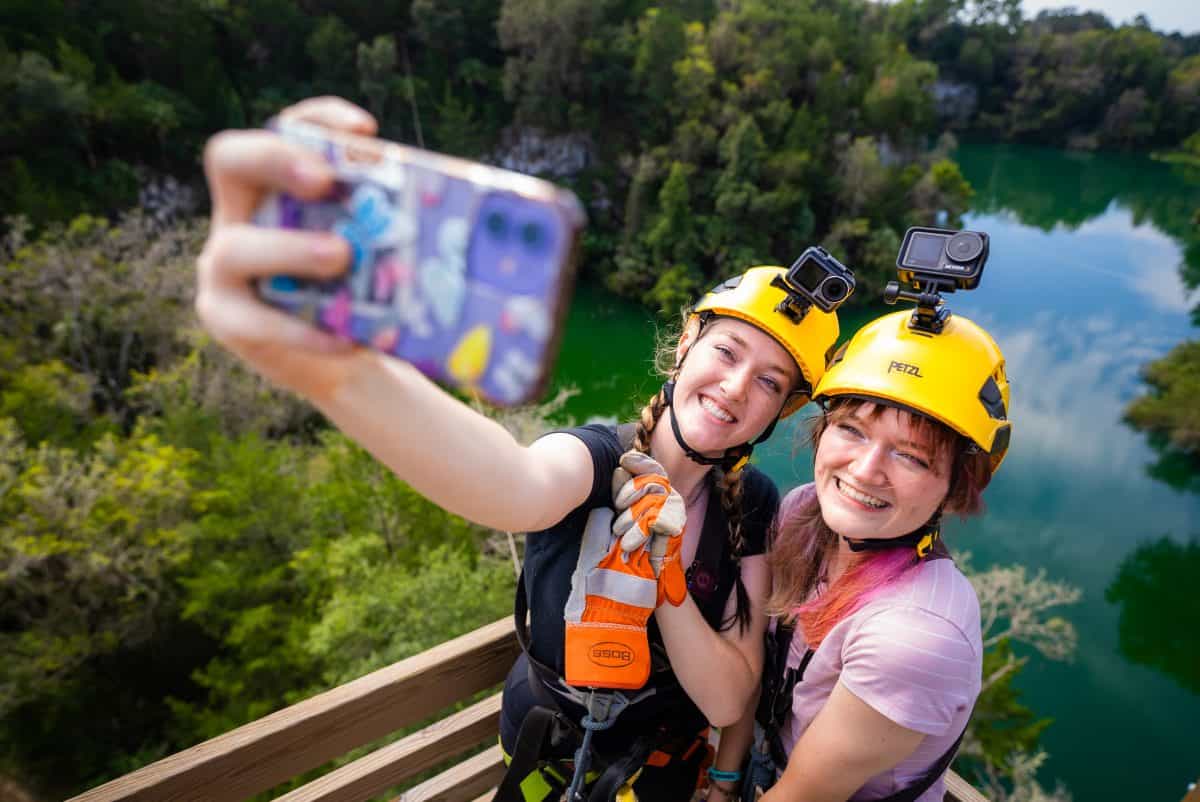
[253, 117, 585, 406]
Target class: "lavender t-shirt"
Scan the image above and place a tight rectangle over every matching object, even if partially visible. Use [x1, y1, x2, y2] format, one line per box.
[777, 497, 982, 801]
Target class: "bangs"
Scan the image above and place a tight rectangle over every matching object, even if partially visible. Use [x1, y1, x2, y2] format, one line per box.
[819, 396, 962, 472]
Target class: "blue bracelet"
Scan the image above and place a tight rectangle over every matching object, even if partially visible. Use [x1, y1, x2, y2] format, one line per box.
[708, 767, 742, 783]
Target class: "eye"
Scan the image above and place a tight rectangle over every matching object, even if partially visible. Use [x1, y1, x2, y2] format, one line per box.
[836, 422, 865, 439]
[897, 451, 931, 470]
[714, 344, 734, 361]
[759, 376, 782, 394]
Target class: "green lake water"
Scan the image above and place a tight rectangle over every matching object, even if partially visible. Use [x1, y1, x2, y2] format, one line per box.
[548, 143, 1200, 801]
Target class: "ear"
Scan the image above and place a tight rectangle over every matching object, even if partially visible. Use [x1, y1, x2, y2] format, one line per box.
[675, 316, 703, 367]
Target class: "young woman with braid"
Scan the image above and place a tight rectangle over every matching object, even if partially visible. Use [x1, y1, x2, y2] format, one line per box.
[193, 97, 844, 801]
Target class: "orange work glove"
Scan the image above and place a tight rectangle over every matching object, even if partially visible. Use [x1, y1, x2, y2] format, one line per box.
[563, 507, 657, 690]
[611, 451, 688, 607]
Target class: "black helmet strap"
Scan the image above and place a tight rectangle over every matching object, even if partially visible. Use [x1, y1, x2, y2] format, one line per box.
[841, 509, 943, 560]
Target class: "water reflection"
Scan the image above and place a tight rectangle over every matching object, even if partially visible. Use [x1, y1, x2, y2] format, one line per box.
[1142, 433, 1200, 494]
[1106, 537, 1200, 694]
[956, 143, 1200, 317]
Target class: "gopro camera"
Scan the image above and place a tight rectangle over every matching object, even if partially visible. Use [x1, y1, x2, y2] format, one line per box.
[896, 227, 989, 291]
[771, 246, 856, 322]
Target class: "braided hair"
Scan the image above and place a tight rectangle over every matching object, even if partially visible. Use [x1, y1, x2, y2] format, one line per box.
[633, 327, 755, 635]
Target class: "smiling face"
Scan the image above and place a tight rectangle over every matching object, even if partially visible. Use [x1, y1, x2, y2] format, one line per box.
[669, 317, 801, 457]
[813, 401, 954, 541]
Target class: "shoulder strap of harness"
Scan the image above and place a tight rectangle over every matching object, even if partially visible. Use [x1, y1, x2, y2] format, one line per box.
[876, 724, 967, 802]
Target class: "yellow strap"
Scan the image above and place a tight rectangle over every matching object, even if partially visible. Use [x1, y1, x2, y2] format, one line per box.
[500, 737, 603, 801]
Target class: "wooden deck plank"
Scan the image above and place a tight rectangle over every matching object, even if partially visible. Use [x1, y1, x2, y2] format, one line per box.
[397, 745, 506, 802]
[68, 618, 519, 802]
[272, 694, 502, 802]
[945, 769, 990, 802]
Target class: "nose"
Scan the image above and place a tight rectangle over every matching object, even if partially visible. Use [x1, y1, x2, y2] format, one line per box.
[847, 441, 889, 484]
[720, 365, 753, 400]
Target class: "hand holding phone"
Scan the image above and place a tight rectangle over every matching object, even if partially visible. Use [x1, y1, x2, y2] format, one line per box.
[253, 117, 585, 406]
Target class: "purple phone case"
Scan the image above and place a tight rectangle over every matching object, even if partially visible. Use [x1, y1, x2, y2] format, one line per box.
[255, 118, 584, 406]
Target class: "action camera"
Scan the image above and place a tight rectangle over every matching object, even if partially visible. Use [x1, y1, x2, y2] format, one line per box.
[896, 227, 989, 291]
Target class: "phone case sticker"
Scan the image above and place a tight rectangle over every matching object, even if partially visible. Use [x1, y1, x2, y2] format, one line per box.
[256, 130, 578, 405]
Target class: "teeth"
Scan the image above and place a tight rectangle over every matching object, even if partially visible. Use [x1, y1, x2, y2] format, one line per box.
[836, 478, 888, 509]
[700, 396, 735, 422]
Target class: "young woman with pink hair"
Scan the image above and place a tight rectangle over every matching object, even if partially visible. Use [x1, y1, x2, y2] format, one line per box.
[710, 307, 1012, 802]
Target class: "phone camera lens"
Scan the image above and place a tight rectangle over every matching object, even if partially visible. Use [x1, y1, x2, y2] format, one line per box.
[521, 221, 544, 249]
[486, 211, 508, 239]
[947, 232, 983, 263]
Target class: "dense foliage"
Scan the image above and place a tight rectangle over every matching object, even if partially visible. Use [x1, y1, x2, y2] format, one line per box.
[3, 0, 1197, 311]
[1125, 340, 1200, 454]
[0, 215, 517, 799]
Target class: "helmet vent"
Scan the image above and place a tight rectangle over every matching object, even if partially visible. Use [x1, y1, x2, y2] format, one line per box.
[991, 423, 1012, 457]
[979, 377, 1007, 420]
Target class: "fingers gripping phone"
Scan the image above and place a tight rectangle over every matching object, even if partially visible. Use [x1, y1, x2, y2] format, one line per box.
[254, 117, 585, 406]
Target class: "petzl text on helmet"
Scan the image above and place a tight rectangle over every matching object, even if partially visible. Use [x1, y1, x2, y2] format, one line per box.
[884, 226, 990, 335]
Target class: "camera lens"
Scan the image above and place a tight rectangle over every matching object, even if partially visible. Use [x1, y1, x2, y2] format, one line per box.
[486, 211, 508, 239]
[820, 276, 850, 303]
[947, 231, 984, 263]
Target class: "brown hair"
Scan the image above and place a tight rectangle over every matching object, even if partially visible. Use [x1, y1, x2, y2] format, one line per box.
[765, 397, 993, 643]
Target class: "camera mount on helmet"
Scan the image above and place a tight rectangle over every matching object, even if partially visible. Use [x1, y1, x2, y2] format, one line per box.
[770, 246, 856, 323]
[885, 227, 989, 334]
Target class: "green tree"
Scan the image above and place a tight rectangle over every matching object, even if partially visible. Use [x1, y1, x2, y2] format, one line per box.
[646, 160, 703, 271]
[307, 16, 357, 89]
[497, 0, 616, 129]
[0, 215, 204, 427]
[1124, 340, 1200, 456]
[632, 8, 688, 139]
[357, 35, 399, 128]
[862, 50, 939, 142]
[0, 420, 198, 719]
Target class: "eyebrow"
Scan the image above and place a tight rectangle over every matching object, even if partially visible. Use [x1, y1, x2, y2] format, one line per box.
[722, 331, 795, 378]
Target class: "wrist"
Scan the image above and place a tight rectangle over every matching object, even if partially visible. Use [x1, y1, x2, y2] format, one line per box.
[708, 767, 743, 785]
[707, 766, 742, 799]
[708, 780, 738, 799]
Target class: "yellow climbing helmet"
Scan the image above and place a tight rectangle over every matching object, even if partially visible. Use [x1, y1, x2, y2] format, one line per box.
[814, 309, 1012, 471]
[691, 265, 841, 419]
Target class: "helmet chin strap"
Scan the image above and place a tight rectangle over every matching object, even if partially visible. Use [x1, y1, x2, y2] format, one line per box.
[841, 509, 943, 560]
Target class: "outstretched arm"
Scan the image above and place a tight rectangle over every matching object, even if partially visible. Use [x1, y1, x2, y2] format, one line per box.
[196, 97, 594, 533]
[317, 353, 595, 531]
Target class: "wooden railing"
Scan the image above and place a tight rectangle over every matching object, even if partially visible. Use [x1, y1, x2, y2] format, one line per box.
[67, 617, 987, 802]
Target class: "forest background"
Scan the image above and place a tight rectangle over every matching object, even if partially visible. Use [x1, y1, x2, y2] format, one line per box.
[2, 0, 1198, 800]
